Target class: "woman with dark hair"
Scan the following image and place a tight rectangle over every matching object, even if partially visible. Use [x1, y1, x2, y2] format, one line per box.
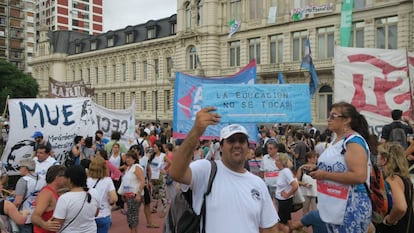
[71, 136, 84, 166]
[149, 140, 169, 217]
[87, 157, 117, 233]
[53, 165, 99, 233]
[306, 101, 372, 233]
[118, 152, 145, 233]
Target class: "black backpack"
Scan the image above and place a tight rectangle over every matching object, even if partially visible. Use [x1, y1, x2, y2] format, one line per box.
[164, 160, 217, 233]
[136, 139, 145, 157]
[388, 126, 408, 148]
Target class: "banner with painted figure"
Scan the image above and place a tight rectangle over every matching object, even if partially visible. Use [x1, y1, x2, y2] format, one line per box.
[173, 60, 258, 141]
[334, 46, 410, 136]
[1, 98, 136, 175]
[202, 84, 311, 123]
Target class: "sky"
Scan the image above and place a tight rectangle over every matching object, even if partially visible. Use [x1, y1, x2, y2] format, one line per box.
[103, 0, 177, 32]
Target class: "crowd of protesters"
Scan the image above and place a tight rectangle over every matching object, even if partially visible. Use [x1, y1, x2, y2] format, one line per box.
[0, 104, 413, 233]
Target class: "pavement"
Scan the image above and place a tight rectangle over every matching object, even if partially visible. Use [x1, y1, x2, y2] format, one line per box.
[109, 204, 307, 233]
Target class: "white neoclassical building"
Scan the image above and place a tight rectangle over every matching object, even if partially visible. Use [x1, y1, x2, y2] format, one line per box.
[31, 0, 414, 125]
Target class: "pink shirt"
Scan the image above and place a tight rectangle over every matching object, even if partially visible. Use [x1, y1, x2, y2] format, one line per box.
[106, 160, 122, 180]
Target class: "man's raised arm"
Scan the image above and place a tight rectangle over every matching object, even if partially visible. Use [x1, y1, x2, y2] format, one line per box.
[170, 107, 221, 185]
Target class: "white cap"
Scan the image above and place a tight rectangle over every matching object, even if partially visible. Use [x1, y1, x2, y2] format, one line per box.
[220, 124, 248, 141]
[144, 128, 151, 136]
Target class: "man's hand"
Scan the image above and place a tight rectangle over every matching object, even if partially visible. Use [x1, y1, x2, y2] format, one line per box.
[193, 107, 221, 135]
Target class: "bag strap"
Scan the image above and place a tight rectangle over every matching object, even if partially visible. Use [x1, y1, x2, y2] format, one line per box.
[60, 193, 87, 232]
[200, 160, 217, 233]
[0, 200, 4, 216]
[93, 178, 101, 189]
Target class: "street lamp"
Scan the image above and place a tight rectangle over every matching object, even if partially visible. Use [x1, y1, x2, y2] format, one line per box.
[143, 61, 159, 123]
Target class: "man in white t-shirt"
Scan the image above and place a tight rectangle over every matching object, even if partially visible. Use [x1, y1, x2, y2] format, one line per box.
[170, 107, 280, 233]
[261, 140, 281, 201]
[33, 144, 59, 180]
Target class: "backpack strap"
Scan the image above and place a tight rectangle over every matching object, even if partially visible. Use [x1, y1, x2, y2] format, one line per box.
[201, 160, 217, 233]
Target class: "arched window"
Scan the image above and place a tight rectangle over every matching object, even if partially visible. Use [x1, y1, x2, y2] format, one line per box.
[189, 46, 198, 70]
[197, 0, 203, 26]
[317, 85, 333, 121]
[185, 1, 191, 29]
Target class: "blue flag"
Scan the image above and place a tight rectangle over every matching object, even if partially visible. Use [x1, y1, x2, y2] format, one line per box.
[278, 72, 285, 84]
[301, 38, 319, 97]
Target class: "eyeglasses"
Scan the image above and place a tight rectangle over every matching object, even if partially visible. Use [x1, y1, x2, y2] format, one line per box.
[226, 134, 248, 144]
[327, 113, 345, 120]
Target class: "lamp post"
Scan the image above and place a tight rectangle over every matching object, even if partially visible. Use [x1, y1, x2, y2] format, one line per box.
[144, 61, 158, 123]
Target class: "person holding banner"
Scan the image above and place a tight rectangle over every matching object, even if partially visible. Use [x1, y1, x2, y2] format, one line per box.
[170, 107, 280, 233]
[306, 101, 372, 233]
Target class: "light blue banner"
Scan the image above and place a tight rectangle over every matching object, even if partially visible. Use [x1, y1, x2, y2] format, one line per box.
[202, 84, 311, 123]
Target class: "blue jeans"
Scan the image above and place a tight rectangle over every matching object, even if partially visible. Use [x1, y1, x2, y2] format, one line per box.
[96, 216, 111, 233]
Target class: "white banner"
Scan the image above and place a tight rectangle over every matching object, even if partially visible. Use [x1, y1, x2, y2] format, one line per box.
[1, 98, 135, 175]
[334, 46, 410, 136]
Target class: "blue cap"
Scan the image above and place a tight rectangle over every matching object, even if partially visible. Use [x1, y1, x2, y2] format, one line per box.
[32, 131, 43, 138]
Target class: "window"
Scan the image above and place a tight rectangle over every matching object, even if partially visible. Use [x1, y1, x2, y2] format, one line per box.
[350, 22, 365, 48]
[111, 93, 115, 109]
[197, 0, 203, 26]
[271, 0, 287, 16]
[122, 63, 126, 81]
[292, 31, 308, 61]
[75, 44, 81, 53]
[249, 0, 263, 20]
[165, 90, 171, 110]
[142, 91, 147, 111]
[317, 85, 333, 121]
[249, 38, 261, 64]
[107, 37, 114, 47]
[166, 57, 173, 77]
[72, 69, 75, 79]
[354, 0, 365, 9]
[72, 19, 78, 26]
[189, 46, 198, 70]
[90, 41, 96, 50]
[185, 1, 191, 29]
[103, 93, 107, 107]
[112, 64, 116, 81]
[126, 32, 134, 43]
[95, 67, 98, 84]
[132, 62, 137, 80]
[229, 41, 240, 67]
[154, 59, 159, 79]
[317, 26, 334, 59]
[143, 61, 148, 79]
[147, 28, 156, 39]
[170, 23, 177, 35]
[87, 68, 90, 83]
[103, 66, 107, 83]
[230, 0, 241, 21]
[121, 92, 125, 109]
[376, 16, 398, 49]
[270, 34, 283, 64]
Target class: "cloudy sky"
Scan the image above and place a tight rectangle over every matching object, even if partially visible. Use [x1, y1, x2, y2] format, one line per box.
[103, 0, 177, 32]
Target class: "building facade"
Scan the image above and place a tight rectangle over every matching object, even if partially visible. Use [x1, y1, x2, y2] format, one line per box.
[36, 0, 103, 35]
[1, 0, 36, 73]
[31, 0, 414, 125]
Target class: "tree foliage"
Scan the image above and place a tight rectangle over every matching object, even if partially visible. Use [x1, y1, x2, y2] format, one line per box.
[0, 59, 39, 113]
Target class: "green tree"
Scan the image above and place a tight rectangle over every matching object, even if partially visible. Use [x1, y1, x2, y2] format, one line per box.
[0, 59, 39, 113]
